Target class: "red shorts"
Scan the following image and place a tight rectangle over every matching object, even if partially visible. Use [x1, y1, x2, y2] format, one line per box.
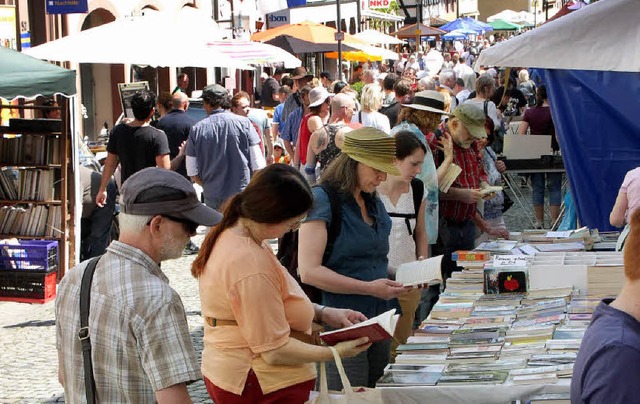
[204, 370, 316, 404]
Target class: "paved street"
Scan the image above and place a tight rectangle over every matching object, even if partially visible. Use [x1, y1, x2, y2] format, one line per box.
[0, 185, 540, 403]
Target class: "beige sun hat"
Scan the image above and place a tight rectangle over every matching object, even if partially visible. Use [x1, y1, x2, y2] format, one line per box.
[341, 127, 400, 176]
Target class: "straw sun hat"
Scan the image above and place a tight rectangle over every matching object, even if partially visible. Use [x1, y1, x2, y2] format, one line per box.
[341, 127, 401, 176]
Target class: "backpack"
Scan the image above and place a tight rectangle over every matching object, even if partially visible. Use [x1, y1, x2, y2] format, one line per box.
[276, 183, 342, 304]
[386, 178, 424, 239]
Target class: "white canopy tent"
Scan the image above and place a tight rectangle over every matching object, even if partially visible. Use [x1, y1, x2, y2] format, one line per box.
[24, 10, 300, 69]
[353, 29, 405, 45]
[486, 10, 535, 26]
[475, 0, 640, 72]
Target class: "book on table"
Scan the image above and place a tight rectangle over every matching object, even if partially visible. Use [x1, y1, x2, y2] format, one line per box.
[395, 255, 444, 287]
[319, 309, 399, 345]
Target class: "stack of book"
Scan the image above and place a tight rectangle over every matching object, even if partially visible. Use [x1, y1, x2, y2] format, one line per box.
[0, 205, 62, 237]
[384, 286, 591, 389]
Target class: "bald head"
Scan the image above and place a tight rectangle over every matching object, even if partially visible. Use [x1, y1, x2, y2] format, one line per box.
[331, 93, 355, 117]
[171, 92, 189, 110]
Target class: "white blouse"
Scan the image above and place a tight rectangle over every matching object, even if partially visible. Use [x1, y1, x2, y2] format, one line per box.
[379, 188, 418, 275]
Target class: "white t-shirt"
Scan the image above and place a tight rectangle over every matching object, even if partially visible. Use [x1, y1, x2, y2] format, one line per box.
[351, 111, 391, 134]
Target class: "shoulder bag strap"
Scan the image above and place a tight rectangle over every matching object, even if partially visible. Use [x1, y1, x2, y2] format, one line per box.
[79, 256, 102, 404]
[316, 183, 342, 264]
[483, 100, 489, 118]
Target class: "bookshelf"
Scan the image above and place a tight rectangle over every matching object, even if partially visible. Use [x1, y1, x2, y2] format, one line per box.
[0, 101, 74, 280]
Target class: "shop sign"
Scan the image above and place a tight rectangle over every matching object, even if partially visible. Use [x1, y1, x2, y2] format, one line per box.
[369, 0, 391, 9]
[267, 10, 289, 28]
[46, 0, 89, 15]
[0, 6, 17, 50]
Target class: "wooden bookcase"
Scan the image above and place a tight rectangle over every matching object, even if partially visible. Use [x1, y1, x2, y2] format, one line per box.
[0, 100, 75, 280]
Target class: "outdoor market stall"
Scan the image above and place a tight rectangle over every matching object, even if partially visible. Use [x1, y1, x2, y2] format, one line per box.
[475, 0, 640, 232]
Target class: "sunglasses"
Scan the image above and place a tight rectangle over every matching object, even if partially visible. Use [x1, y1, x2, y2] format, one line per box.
[147, 215, 198, 235]
[289, 216, 307, 232]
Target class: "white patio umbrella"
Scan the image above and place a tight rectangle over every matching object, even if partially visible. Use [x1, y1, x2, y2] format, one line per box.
[353, 29, 405, 45]
[24, 12, 251, 69]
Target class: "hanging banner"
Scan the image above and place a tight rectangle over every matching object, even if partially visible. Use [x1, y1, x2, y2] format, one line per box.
[46, 0, 89, 15]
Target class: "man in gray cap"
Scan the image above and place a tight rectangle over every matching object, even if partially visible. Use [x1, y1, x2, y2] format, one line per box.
[56, 167, 222, 403]
[421, 103, 504, 318]
[186, 84, 266, 209]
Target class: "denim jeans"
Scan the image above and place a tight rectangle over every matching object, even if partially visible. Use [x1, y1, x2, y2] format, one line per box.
[81, 180, 116, 261]
[204, 196, 226, 211]
[531, 172, 563, 206]
[322, 338, 390, 390]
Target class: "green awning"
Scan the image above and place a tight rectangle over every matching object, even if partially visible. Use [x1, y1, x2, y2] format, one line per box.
[0, 46, 76, 100]
[489, 19, 523, 31]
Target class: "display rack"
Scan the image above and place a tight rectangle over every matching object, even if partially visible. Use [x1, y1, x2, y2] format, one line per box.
[0, 101, 74, 280]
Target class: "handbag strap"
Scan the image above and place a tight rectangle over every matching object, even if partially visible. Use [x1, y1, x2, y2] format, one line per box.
[329, 346, 354, 397]
[79, 256, 102, 404]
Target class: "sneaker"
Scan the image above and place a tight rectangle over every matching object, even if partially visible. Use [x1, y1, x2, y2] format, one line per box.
[183, 240, 200, 256]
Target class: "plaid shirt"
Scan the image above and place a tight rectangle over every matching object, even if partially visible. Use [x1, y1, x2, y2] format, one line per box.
[56, 241, 200, 403]
[428, 127, 487, 223]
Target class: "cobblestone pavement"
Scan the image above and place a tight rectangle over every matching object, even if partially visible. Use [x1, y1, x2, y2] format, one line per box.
[0, 185, 539, 403]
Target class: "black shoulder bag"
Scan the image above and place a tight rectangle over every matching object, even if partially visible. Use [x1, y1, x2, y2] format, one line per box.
[78, 256, 102, 404]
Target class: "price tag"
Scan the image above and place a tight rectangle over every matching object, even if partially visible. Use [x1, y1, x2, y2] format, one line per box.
[493, 256, 529, 268]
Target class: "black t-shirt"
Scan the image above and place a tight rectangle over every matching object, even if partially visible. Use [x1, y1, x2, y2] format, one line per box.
[260, 77, 280, 108]
[106, 124, 170, 184]
[491, 86, 527, 114]
[380, 101, 401, 128]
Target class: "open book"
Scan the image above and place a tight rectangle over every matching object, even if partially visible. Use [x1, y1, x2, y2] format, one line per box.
[480, 185, 503, 196]
[319, 309, 399, 345]
[395, 255, 444, 287]
[439, 163, 462, 193]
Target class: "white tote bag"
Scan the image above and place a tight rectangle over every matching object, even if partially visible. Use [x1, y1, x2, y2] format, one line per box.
[306, 346, 383, 404]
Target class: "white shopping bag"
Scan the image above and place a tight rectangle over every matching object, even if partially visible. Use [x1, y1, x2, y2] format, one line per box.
[306, 346, 383, 404]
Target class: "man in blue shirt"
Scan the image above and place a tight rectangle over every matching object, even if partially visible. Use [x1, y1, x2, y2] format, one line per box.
[185, 84, 266, 210]
[571, 209, 640, 403]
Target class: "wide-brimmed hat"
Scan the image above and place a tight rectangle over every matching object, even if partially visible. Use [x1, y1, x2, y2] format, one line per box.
[341, 127, 401, 176]
[291, 66, 313, 80]
[452, 103, 487, 139]
[308, 86, 332, 107]
[120, 167, 222, 226]
[402, 90, 451, 115]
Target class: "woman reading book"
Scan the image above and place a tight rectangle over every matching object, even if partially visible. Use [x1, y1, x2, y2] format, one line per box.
[191, 164, 371, 404]
[377, 130, 430, 358]
[298, 127, 409, 391]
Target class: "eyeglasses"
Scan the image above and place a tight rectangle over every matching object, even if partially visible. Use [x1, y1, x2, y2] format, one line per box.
[289, 216, 307, 232]
[147, 215, 198, 235]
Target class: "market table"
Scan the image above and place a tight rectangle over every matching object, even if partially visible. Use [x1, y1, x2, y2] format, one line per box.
[381, 379, 570, 403]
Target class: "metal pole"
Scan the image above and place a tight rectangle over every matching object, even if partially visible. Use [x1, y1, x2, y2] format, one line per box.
[356, 0, 362, 33]
[337, 0, 343, 81]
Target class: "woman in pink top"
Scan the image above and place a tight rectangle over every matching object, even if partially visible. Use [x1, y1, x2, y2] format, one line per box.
[610, 167, 640, 250]
[192, 164, 370, 404]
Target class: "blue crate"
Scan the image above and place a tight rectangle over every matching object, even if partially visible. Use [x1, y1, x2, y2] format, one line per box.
[0, 240, 58, 272]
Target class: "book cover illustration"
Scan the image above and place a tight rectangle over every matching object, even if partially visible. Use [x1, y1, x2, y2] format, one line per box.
[498, 271, 527, 293]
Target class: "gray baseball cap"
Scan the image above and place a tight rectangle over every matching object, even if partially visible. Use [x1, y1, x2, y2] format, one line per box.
[120, 167, 222, 226]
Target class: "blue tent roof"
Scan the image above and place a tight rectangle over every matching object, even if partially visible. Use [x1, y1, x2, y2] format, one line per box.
[440, 17, 493, 34]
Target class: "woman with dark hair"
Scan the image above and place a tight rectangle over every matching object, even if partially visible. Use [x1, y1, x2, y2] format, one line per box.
[193, 164, 370, 404]
[298, 127, 409, 391]
[518, 85, 562, 228]
[377, 130, 429, 358]
[476, 117, 510, 243]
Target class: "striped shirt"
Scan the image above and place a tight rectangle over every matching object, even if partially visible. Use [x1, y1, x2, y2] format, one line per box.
[56, 241, 200, 403]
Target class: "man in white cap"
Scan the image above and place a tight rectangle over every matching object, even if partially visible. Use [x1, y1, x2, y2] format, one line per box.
[57, 167, 222, 403]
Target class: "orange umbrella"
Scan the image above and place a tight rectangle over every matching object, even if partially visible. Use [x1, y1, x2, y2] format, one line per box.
[251, 20, 366, 48]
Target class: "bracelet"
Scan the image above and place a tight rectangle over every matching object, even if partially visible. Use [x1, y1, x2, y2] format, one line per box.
[316, 304, 326, 323]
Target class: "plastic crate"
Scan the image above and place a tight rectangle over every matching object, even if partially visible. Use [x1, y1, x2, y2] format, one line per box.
[0, 240, 58, 272]
[0, 270, 57, 303]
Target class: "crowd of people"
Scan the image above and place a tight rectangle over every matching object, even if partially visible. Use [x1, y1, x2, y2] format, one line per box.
[55, 44, 590, 403]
